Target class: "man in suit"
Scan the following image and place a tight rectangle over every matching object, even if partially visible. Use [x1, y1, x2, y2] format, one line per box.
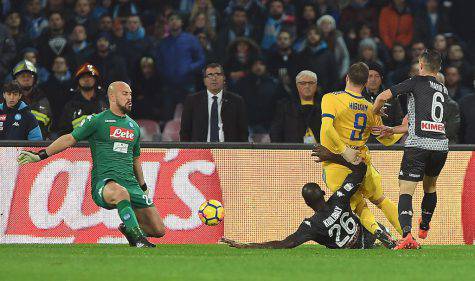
[270, 70, 321, 143]
[180, 63, 248, 142]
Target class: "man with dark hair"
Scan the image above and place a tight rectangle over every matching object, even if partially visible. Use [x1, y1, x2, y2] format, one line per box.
[221, 145, 396, 249]
[266, 30, 297, 93]
[293, 26, 338, 93]
[320, 62, 404, 244]
[373, 49, 449, 249]
[36, 11, 75, 70]
[216, 6, 258, 61]
[155, 12, 205, 122]
[180, 63, 248, 142]
[0, 81, 42, 140]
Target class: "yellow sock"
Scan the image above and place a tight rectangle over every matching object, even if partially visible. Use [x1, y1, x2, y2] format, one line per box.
[355, 202, 379, 234]
[378, 198, 403, 236]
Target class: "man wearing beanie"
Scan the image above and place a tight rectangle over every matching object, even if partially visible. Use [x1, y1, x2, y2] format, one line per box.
[363, 62, 403, 132]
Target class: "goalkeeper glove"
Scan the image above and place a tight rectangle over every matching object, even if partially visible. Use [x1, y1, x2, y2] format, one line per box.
[17, 149, 49, 165]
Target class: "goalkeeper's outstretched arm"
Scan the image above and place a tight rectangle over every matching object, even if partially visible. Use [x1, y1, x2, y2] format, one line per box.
[18, 134, 77, 165]
[45, 134, 77, 156]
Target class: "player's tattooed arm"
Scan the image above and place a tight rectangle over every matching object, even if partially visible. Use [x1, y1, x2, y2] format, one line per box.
[220, 236, 304, 249]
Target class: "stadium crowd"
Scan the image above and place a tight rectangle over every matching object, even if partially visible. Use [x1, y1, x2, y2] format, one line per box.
[0, 0, 474, 143]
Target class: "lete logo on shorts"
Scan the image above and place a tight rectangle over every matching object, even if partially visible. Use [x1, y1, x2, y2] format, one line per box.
[110, 126, 135, 141]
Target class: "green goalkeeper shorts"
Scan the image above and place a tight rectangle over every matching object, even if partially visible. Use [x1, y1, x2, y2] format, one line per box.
[92, 178, 155, 210]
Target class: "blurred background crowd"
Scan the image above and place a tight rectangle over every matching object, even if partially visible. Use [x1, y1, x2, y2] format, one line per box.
[0, 0, 474, 143]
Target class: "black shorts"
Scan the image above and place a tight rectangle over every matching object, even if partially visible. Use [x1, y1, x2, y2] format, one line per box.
[399, 147, 448, 182]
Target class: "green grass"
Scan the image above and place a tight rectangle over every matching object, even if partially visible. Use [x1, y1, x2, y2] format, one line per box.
[0, 245, 474, 281]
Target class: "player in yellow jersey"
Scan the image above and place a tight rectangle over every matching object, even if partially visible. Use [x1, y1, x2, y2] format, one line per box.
[319, 62, 403, 241]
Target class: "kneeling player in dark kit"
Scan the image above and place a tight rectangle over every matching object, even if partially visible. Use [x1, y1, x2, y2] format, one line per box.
[221, 145, 397, 249]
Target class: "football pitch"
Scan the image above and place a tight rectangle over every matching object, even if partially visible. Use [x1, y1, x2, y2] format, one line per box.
[0, 244, 474, 281]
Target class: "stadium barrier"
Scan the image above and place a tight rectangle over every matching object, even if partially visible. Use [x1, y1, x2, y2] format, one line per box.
[0, 142, 474, 245]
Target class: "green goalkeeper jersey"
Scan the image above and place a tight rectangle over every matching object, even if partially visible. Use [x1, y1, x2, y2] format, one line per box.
[71, 109, 141, 189]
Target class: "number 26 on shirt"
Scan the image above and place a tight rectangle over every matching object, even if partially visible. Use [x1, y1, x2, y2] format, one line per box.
[350, 113, 367, 141]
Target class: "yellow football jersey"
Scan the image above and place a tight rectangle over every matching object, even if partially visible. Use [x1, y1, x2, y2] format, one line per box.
[320, 90, 382, 148]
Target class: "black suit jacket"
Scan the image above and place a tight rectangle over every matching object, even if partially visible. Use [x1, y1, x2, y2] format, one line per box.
[180, 90, 248, 142]
[270, 98, 322, 143]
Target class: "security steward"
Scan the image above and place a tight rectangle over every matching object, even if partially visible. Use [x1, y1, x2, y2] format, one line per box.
[0, 81, 43, 140]
[57, 63, 108, 135]
[13, 60, 52, 138]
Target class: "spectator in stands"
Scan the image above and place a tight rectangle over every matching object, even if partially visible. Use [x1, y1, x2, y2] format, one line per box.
[224, 37, 261, 90]
[111, 0, 139, 20]
[23, 0, 48, 40]
[98, 14, 113, 34]
[235, 57, 284, 142]
[88, 32, 129, 89]
[413, 0, 451, 46]
[433, 34, 448, 63]
[410, 41, 426, 62]
[57, 63, 107, 135]
[0, 21, 16, 81]
[357, 38, 383, 67]
[317, 15, 349, 80]
[18, 48, 50, 84]
[266, 30, 296, 95]
[296, 3, 317, 40]
[339, 0, 378, 35]
[71, 0, 98, 37]
[293, 26, 337, 94]
[444, 66, 474, 102]
[180, 63, 248, 142]
[314, 0, 339, 21]
[37, 12, 75, 70]
[446, 44, 474, 88]
[363, 62, 403, 129]
[92, 0, 113, 20]
[436, 72, 460, 144]
[196, 32, 218, 64]
[270, 70, 321, 143]
[131, 57, 161, 121]
[45, 0, 72, 16]
[4, 11, 30, 54]
[121, 15, 152, 77]
[387, 43, 409, 72]
[189, 0, 218, 31]
[13, 60, 51, 138]
[187, 12, 216, 40]
[224, 0, 266, 26]
[216, 6, 257, 61]
[261, 0, 295, 51]
[379, 0, 414, 49]
[155, 12, 205, 122]
[0, 81, 43, 140]
[70, 24, 94, 67]
[40, 56, 74, 134]
[459, 93, 475, 144]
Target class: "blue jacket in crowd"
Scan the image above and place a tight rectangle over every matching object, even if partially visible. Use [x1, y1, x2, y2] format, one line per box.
[0, 101, 43, 141]
[155, 31, 205, 86]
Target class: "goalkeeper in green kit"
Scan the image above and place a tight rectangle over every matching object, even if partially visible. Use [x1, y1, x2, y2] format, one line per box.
[18, 81, 165, 248]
